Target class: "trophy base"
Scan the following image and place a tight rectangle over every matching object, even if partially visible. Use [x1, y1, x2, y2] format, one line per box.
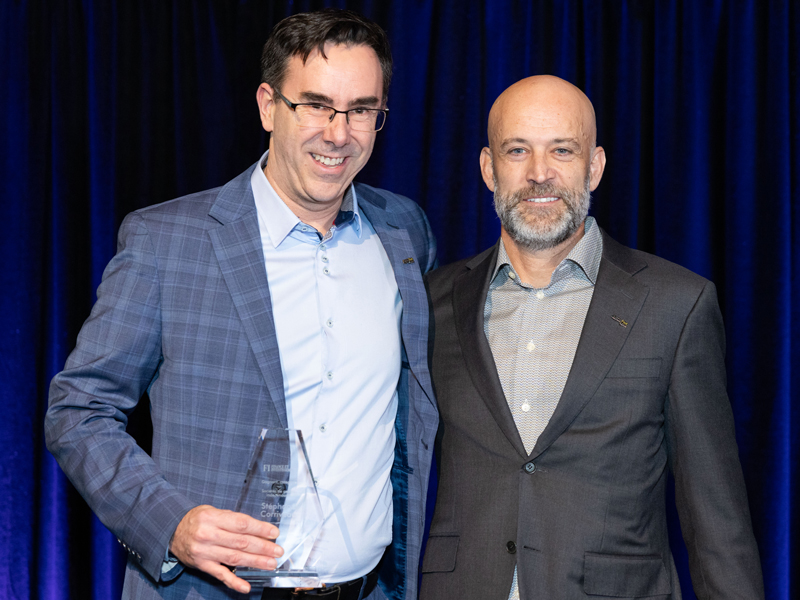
[237, 569, 321, 588]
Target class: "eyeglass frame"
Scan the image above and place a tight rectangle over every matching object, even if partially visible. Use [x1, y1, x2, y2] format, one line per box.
[273, 89, 389, 132]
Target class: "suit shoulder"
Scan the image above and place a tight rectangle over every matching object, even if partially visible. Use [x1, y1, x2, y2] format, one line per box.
[354, 182, 424, 214]
[602, 234, 712, 293]
[633, 249, 712, 295]
[426, 246, 495, 293]
[425, 256, 471, 286]
[115, 186, 227, 256]
[130, 186, 222, 223]
[128, 163, 256, 229]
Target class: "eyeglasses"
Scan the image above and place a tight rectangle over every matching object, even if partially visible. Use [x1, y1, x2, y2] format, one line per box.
[274, 89, 388, 132]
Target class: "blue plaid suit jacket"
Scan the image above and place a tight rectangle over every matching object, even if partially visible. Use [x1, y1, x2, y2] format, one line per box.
[45, 163, 439, 600]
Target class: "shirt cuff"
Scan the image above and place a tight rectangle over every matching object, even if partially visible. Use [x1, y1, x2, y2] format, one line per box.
[160, 550, 182, 582]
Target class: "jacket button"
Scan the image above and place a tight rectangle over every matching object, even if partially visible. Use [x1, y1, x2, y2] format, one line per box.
[506, 541, 517, 554]
[524, 462, 536, 473]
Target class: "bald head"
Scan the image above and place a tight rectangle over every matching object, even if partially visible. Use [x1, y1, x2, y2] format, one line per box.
[488, 75, 598, 152]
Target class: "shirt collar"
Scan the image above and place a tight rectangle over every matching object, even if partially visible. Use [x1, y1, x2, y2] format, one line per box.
[491, 216, 603, 286]
[250, 150, 362, 247]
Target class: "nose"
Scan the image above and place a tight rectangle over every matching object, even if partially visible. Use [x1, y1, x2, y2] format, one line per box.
[321, 111, 351, 147]
[526, 151, 554, 184]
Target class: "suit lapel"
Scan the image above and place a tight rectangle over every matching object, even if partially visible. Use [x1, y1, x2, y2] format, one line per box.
[358, 187, 436, 406]
[453, 244, 528, 458]
[207, 165, 288, 429]
[530, 233, 649, 459]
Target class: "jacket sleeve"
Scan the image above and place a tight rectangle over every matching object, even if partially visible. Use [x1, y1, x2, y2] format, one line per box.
[665, 281, 764, 599]
[45, 212, 197, 582]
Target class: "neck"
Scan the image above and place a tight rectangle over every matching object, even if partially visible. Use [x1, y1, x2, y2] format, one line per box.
[263, 165, 342, 235]
[501, 222, 585, 288]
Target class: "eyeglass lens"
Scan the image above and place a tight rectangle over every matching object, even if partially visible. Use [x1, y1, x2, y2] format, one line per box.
[294, 106, 385, 132]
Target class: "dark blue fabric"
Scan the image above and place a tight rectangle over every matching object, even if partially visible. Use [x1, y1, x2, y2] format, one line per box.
[2, 1, 797, 598]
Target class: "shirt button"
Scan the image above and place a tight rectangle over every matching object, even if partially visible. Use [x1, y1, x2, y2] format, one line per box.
[323, 267, 330, 275]
[536, 291, 545, 300]
[320, 243, 327, 250]
[506, 541, 517, 554]
[508, 272, 516, 280]
[526, 341, 536, 352]
[326, 319, 333, 327]
[326, 371, 333, 380]
[524, 462, 536, 474]
[321, 255, 329, 263]
[521, 403, 530, 412]
[319, 424, 327, 432]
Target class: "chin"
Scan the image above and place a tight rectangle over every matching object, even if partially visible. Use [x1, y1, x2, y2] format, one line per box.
[305, 183, 349, 204]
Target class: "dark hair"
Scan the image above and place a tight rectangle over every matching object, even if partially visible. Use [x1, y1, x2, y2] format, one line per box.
[260, 8, 393, 103]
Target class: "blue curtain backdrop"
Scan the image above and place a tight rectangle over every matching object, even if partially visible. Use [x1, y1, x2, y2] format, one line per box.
[2, 0, 798, 598]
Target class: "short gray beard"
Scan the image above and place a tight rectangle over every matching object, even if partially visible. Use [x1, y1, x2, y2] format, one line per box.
[493, 171, 592, 252]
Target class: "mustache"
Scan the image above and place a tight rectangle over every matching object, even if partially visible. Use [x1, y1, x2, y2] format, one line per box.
[504, 182, 564, 202]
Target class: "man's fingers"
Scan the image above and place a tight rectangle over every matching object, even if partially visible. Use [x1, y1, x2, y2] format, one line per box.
[215, 509, 281, 540]
[170, 505, 284, 577]
[187, 525, 284, 561]
[197, 559, 252, 594]
[186, 505, 279, 539]
[175, 529, 283, 570]
[200, 537, 281, 569]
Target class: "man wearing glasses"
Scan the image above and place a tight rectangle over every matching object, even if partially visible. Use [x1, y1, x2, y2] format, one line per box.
[46, 9, 437, 600]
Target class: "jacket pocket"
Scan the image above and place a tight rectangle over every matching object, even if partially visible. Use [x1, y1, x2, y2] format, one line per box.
[421, 535, 459, 573]
[584, 552, 671, 597]
[606, 358, 662, 379]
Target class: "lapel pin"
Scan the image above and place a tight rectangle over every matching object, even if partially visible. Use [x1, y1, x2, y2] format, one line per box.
[403, 257, 415, 264]
[611, 315, 628, 328]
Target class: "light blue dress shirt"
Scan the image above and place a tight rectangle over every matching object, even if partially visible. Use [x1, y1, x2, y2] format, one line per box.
[249, 152, 402, 582]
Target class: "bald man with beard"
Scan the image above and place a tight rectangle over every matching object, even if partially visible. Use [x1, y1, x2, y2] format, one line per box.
[420, 76, 763, 600]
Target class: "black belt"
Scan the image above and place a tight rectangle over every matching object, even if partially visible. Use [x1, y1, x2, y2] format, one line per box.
[259, 564, 380, 600]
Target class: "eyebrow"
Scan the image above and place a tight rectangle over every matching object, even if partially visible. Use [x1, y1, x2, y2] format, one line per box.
[347, 95, 381, 108]
[551, 137, 582, 147]
[298, 91, 335, 104]
[498, 138, 530, 150]
[298, 91, 381, 108]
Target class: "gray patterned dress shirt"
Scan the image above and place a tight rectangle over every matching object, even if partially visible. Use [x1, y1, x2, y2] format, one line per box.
[483, 217, 603, 600]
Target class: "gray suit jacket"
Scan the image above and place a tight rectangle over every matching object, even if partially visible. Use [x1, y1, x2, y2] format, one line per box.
[45, 163, 439, 600]
[420, 231, 763, 599]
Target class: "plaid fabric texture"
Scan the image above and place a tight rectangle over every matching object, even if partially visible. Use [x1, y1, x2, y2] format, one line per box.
[45, 163, 438, 600]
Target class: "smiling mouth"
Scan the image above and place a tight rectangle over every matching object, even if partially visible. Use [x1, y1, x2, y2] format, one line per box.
[525, 196, 560, 203]
[312, 153, 345, 167]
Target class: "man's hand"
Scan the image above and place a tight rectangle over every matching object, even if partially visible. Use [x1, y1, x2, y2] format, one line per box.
[170, 505, 284, 594]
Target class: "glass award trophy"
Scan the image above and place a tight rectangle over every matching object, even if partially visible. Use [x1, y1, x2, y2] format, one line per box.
[234, 428, 324, 587]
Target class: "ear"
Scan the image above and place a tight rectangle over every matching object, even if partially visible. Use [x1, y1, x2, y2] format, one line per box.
[257, 83, 276, 133]
[479, 147, 495, 192]
[588, 145, 606, 191]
